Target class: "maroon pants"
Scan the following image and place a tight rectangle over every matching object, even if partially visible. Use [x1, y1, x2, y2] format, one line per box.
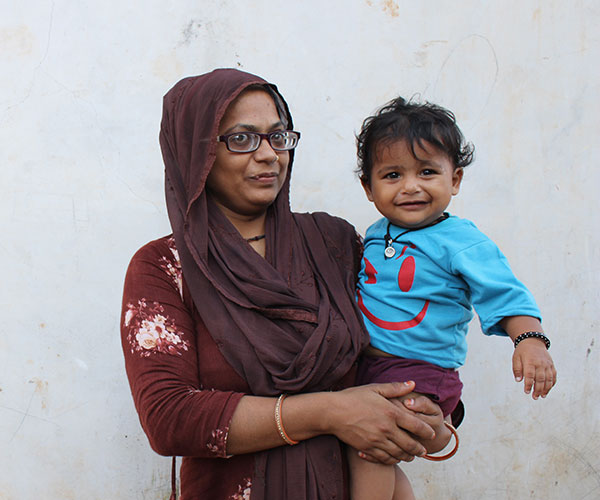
[357, 355, 463, 419]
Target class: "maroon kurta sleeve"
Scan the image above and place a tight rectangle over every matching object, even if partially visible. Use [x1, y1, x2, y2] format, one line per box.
[121, 236, 246, 458]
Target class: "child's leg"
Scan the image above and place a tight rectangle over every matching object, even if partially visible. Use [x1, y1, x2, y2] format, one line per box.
[393, 466, 416, 500]
[348, 446, 395, 500]
[348, 446, 415, 500]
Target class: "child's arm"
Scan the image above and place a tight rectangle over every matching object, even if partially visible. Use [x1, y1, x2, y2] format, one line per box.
[499, 316, 557, 400]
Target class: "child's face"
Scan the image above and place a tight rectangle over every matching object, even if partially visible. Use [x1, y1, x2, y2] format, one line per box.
[362, 139, 463, 229]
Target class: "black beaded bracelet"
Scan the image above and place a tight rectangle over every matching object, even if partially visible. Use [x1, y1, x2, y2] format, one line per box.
[514, 331, 550, 350]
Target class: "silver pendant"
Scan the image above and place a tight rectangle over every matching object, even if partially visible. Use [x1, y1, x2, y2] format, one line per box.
[384, 245, 396, 258]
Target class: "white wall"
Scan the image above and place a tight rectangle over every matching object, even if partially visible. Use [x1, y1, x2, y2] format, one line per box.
[1, 1, 598, 498]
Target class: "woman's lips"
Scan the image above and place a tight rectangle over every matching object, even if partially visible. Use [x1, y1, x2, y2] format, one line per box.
[249, 172, 279, 183]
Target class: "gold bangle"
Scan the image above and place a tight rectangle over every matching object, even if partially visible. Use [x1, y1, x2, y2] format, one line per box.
[422, 421, 459, 462]
[275, 394, 299, 445]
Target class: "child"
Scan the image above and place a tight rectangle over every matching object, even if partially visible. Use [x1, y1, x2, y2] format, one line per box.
[349, 96, 557, 500]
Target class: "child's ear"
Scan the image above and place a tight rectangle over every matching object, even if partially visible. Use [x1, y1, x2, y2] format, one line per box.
[360, 176, 375, 202]
[452, 167, 464, 195]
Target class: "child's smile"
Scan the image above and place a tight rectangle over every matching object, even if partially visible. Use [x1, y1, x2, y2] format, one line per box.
[362, 139, 463, 229]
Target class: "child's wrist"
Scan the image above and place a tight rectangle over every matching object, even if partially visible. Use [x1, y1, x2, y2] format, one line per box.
[513, 331, 550, 350]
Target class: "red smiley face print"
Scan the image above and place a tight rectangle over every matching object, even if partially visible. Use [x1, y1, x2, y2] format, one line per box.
[357, 244, 430, 330]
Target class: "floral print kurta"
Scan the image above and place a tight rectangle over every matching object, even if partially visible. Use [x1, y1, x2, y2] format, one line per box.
[121, 236, 253, 499]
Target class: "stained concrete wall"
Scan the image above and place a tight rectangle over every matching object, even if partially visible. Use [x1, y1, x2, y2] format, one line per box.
[1, 1, 598, 499]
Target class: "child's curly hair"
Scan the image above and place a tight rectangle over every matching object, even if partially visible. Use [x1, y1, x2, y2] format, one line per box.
[356, 96, 474, 184]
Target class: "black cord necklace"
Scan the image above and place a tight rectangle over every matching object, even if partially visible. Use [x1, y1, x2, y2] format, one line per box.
[384, 212, 449, 258]
[246, 234, 266, 242]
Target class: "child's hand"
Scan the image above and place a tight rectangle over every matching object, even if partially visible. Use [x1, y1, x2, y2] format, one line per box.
[512, 338, 556, 399]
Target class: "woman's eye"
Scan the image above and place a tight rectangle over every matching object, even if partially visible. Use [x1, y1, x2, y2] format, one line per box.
[269, 132, 285, 146]
[231, 133, 251, 144]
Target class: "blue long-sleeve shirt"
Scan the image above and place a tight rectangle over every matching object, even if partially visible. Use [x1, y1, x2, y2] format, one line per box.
[357, 215, 541, 369]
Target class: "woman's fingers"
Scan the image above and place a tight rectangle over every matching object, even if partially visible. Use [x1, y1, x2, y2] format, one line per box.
[371, 380, 416, 399]
[371, 382, 436, 442]
[367, 382, 434, 450]
[394, 393, 452, 454]
[400, 392, 441, 420]
[356, 448, 416, 465]
[393, 403, 436, 442]
[331, 383, 430, 462]
[349, 414, 425, 460]
[355, 427, 422, 464]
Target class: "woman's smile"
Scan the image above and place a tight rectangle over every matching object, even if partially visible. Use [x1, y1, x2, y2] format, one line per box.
[249, 171, 280, 183]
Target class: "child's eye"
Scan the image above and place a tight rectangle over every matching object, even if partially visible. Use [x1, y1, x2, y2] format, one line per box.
[384, 172, 400, 179]
[421, 169, 437, 176]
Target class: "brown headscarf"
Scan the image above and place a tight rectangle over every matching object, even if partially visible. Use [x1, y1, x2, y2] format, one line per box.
[160, 68, 368, 499]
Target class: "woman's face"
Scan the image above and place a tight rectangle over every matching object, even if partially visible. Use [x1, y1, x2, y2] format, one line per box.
[206, 89, 290, 220]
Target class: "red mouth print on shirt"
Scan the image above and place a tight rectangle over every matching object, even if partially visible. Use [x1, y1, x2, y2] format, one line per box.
[357, 245, 429, 330]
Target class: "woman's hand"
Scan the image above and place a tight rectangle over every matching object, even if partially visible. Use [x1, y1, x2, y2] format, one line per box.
[324, 381, 436, 464]
[227, 382, 442, 460]
[398, 393, 451, 454]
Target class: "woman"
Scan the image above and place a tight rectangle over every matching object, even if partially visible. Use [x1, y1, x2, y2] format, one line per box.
[121, 68, 449, 500]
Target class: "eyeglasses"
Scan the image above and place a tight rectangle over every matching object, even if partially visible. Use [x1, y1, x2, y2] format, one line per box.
[218, 130, 301, 153]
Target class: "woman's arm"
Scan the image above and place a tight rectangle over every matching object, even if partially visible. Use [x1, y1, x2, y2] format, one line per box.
[123, 238, 442, 462]
[227, 381, 439, 464]
[121, 239, 245, 458]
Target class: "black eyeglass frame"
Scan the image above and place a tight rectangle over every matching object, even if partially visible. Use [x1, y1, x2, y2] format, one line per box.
[217, 130, 301, 153]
